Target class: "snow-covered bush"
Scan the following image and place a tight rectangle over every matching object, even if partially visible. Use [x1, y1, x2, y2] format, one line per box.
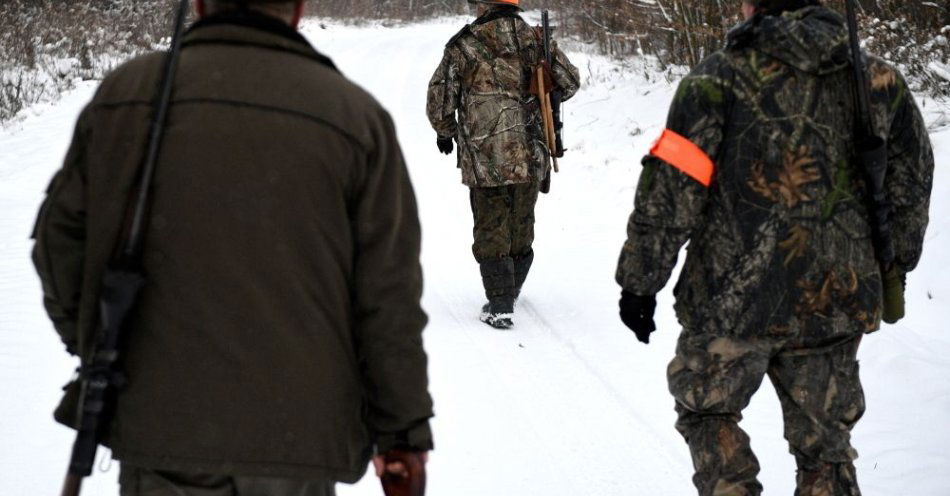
[303, 0, 465, 20]
[306, 0, 948, 96]
[1, 0, 946, 123]
[544, 0, 948, 95]
[862, 18, 950, 97]
[0, 0, 178, 123]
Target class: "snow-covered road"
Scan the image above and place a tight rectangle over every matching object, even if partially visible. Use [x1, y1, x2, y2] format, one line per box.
[2, 16, 949, 496]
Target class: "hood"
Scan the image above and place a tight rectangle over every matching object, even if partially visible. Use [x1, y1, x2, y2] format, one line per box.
[727, 6, 850, 75]
[469, 7, 525, 57]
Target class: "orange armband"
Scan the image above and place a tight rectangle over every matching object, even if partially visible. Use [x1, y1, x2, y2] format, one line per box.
[649, 129, 715, 187]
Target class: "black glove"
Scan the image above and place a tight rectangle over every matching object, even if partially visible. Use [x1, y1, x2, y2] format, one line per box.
[619, 291, 657, 344]
[436, 136, 454, 155]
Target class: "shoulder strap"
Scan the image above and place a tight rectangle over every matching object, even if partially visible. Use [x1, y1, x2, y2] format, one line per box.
[446, 24, 472, 48]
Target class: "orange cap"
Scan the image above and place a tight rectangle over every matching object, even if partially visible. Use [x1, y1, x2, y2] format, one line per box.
[468, 0, 520, 6]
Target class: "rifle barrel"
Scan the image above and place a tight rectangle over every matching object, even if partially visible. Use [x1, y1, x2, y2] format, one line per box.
[845, 0, 874, 137]
[124, 0, 191, 261]
[542, 11, 551, 65]
[844, 0, 900, 297]
[540, 10, 565, 158]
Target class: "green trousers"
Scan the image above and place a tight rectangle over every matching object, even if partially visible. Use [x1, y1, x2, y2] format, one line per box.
[668, 332, 865, 496]
[119, 465, 336, 496]
[469, 181, 540, 262]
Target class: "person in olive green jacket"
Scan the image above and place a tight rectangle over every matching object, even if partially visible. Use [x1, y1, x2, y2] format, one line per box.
[31, 0, 433, 494]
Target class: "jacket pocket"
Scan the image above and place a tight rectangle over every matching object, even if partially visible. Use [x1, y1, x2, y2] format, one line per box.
[54, 377, 82, 429]
[30, 170, 65, 240]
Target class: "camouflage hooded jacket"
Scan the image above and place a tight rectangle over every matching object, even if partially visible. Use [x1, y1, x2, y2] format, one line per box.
[616, 6, 934, 342]
[426, 7, 580, 187]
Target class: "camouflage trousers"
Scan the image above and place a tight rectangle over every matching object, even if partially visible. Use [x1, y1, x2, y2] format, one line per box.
[668, 332, 865, 496]
[119, 465, 336, 496]
[469, 181, 540, 262]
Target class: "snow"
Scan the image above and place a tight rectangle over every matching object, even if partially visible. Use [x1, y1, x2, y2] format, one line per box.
[2, 16, 949, 496]
[930, 61, 950, 83]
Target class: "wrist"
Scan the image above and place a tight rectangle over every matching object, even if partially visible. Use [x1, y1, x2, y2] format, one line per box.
[621, 290, 655, 302]
[376, 421, 434, 454]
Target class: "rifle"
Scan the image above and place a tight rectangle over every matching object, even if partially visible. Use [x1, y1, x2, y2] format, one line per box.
[60, 1, 189, 495]
[543, 11, 565, 159]
[844, 0, 904, 323]
[537, 10, 559, 194]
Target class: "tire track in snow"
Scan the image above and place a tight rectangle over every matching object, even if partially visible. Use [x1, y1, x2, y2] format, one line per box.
[519, 299, 685, 463]
[401, 287, 579, 496]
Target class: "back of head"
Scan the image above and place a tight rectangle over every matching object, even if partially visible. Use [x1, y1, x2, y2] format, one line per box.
[731, 2, 848, 75]
[751, 0, 821, 16]
[204, 0, 299, 19]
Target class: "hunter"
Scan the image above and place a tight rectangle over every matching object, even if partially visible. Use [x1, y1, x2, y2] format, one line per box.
[32, 0, 433, 494]
[426, 0, 581, 329]
[615, 0, 934, 494]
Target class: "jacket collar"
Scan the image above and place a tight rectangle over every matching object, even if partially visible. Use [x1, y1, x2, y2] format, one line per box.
[183, 11, 337, 71]
[476, 5, 523, 24]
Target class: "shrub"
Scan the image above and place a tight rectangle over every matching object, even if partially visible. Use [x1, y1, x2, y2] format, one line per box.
[0, 0, 177, 122]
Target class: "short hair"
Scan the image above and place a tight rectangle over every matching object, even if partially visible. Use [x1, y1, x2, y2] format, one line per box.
[750, 0, 821, 15]
[205, 0, 299, 18]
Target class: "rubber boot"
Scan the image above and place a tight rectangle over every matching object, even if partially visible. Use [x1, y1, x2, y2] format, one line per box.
[795, 461, 861, 496]
[512, 249, 534, 300]
[478, 257, 516, 330]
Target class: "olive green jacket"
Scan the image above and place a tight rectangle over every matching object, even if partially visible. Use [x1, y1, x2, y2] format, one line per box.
[32, 12, 433, 482]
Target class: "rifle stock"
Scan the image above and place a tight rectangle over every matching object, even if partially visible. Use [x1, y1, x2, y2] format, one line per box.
[538, 10, 562, 194]
[60, 473, 82, 496]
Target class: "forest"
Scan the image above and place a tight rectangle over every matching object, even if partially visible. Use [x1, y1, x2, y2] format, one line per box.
[1, 0, 948, 121]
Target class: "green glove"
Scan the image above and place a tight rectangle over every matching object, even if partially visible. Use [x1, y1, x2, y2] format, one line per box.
[882, 265, 905, 324]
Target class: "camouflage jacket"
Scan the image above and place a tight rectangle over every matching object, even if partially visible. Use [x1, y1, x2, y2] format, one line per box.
[616, 7, 934, 342]
[426, 7, 580, 187]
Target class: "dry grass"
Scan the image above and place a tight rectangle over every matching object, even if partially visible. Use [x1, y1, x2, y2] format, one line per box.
[303, 0, 465, 20]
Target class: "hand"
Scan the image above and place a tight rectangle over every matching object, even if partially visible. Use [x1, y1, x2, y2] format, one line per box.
[436, 136, 454, 155]
[374, 450, 428, 496]
[619, 291, 657, 344]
